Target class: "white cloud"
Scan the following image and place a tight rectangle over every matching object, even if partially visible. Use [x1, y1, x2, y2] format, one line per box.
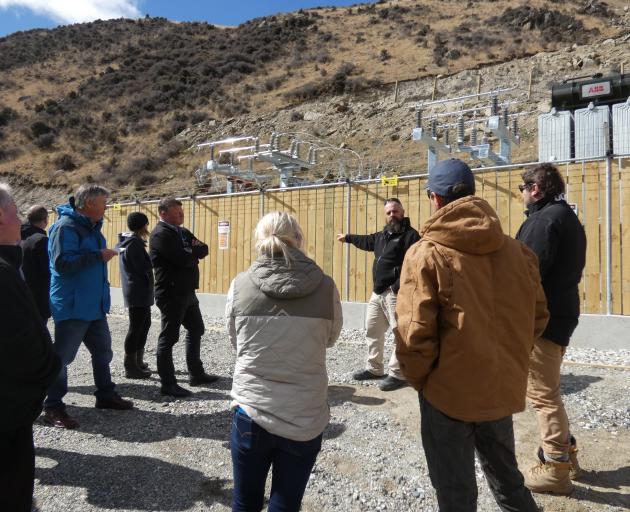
[0, 0, 141, 24]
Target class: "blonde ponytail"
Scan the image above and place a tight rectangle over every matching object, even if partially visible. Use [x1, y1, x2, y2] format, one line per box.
[255, 212, 304, 265]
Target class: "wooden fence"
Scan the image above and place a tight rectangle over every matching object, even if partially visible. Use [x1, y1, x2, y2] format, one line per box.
[56, 158, 630, 315]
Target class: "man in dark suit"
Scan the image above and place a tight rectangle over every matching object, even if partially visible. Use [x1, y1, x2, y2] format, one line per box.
[20, 205, 51, 321]
[0, 184, 60, 512]
[150, 197, 217, 397]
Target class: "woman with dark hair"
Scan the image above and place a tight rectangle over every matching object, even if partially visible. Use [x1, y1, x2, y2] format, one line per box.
[226, 211, 343, 512]
[117, 212, 154, 379]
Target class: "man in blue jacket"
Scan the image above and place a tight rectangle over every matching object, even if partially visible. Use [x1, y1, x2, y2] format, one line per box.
[43, 185, 133, 429]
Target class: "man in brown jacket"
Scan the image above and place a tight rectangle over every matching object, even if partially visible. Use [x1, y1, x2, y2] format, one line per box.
[395, 159, 549, 512]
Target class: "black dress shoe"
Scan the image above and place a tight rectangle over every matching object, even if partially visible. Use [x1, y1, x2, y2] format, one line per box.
[95, 394, 134, 410]
[189, 373, 219, 386]
[160, 383, 192, 397]
[378, 376, 408, 392]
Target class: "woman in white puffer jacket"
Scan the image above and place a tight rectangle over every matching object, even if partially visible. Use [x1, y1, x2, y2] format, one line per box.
[226, 211, 342, 512]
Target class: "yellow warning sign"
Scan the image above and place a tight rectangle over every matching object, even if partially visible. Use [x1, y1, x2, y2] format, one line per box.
[381, 175, 398, 187]
[112, 203, 122, 211]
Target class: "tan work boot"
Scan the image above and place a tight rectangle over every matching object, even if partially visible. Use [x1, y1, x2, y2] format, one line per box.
[524, 458, 573, 495]
[569, 436, 582, 480]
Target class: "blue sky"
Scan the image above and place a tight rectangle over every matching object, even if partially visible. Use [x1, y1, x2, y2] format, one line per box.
[0, 1, 372, 37]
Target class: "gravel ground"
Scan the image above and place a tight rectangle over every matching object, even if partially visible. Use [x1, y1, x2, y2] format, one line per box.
[33, 307, 630, 512]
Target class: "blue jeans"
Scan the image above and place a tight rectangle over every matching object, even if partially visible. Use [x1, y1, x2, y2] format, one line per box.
[231, 409, 322, 512]
[44, 318, 116, 409]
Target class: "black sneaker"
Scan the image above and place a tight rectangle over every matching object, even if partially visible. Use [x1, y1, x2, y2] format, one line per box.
[378, 376, 408, 391]
[352, 369, 384, 381]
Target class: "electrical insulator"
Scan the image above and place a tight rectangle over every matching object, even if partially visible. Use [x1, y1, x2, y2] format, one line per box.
[444, 130, 450, 146]
[482, 132, 489, 145]
[491, 96, 499, 116]
[512, 118, 519, 137]
[210, 146, 215, 160]
[470, 128, 477, 146]
[431, 119, 438, 138]
[457, 117, 465, 144]
[503, 108, 509, 126]
[416, 110, 423, 128]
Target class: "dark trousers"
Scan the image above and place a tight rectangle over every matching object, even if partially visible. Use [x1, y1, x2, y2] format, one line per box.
[0, 424, 35, 512]
[124, 306, 152, 355]
[156, 292, 205, 385]
[420, 396, 538, 512]
[231, 410, 322, 512]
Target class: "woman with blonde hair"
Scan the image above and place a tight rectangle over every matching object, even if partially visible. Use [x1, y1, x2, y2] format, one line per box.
[226, 211, 342, 512]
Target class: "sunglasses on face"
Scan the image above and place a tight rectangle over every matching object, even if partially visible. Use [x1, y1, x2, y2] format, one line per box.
[518, 183, 533, 193]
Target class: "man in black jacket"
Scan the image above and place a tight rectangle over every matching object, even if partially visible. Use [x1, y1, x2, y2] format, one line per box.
[0, 184, 60, 512]
[20, 205, 50, 321]
[516, 163, 586, 495]
[150, 197, 217, 397]
[338, 198, 420, 391]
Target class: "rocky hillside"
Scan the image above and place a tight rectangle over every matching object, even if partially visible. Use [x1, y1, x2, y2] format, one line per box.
[0, 0, 627, 202]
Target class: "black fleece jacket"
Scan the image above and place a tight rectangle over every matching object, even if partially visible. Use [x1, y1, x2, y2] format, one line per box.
[0, 245, 60, 432]
[20, 222, 51, 320]
[149, 221, 208, 300]
[116, 233, 155, 308]
[516, 198, 587, 346]
[345, 217, 420, 294]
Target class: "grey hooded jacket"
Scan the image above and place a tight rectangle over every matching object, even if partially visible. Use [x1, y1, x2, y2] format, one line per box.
[226, 249, 343, 441]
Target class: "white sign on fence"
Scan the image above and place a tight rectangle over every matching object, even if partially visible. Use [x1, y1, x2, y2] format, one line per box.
[218, 220, 230, 250]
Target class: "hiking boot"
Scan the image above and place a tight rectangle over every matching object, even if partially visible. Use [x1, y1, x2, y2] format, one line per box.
[161, 383, 192, 397]
[378, 375, 408, 391]
[352, 369, 384, 381]
[569, 435, 582, 480]
[42, 408, 79, 429]
[95, 394, 134, 410]
[524, 453, 573, 495]
[124, 353, 151, 379]
[137, 349, 150, 372]
[189, 372, 219, 386]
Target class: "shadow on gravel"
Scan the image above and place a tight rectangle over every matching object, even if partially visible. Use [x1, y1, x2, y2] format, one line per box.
[577, 465, 630, 489]
[572, 485, 630, 508]
[560, 374, 603, 395]
[36, 447, 232, 510]
[55, 406, 233, 444]
[323, 422, 347, 440]
[328, 385, 386, 406]
[68, 382, 230, 401]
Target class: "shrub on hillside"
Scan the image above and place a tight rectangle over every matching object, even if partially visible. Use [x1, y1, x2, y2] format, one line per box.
[34, 133, 55, 149]
[54, 153, 77, 171]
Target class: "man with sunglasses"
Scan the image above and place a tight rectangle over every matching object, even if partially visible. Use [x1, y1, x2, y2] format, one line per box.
[337, 198, 420, 391]
[516, 163, 587, 495]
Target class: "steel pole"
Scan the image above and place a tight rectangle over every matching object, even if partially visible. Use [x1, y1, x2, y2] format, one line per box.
[605, 155, 613, 314]
[345, 180, 351, 302]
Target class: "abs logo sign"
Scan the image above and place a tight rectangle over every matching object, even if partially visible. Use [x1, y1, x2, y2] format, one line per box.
[581, 81, 611, 98]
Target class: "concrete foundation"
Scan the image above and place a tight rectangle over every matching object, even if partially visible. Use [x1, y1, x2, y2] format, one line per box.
[110, 288, 629, 350]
